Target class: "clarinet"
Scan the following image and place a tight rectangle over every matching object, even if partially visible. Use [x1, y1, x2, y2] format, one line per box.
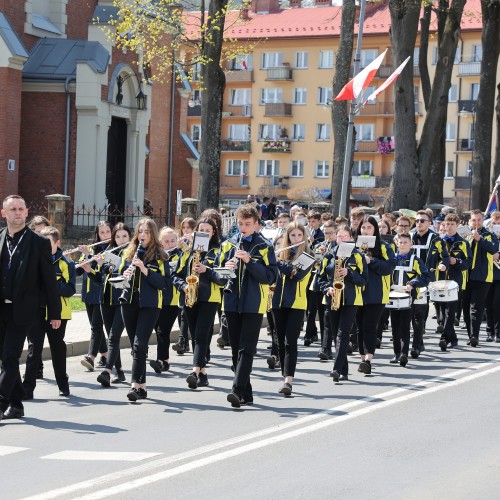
[110, 240, 144, 290]
[223, 233, 243, 295]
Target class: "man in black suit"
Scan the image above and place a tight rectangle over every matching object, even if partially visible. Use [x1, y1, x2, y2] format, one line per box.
[0, 195, 61, 420]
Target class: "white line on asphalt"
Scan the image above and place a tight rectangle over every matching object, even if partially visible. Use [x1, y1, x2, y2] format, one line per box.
[42, 451, 162, 461]
[0, 446, 29, 457]
[23, 357, 500, 500]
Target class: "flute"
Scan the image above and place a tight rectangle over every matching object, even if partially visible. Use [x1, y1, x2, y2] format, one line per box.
[75, 242, 129, 269]
[63, 239, 111, 256]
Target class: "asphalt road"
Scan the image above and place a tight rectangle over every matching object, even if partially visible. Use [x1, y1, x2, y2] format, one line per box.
[2, 317, 500, 500]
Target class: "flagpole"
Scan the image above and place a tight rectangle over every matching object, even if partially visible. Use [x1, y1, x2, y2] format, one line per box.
[485, 175, 500, 215]
[338, 0, 367, 217]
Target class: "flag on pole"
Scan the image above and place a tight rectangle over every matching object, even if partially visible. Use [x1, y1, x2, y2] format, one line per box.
[334, 49, 388, 101]
[363, 56, 411, 104]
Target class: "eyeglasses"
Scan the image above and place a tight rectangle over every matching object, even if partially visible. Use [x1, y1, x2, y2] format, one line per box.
[415, 219, 429, 223]
[397, 224, 410, 228]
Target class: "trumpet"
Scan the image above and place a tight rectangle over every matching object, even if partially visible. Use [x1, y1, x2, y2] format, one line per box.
[63, 239, 111, 256]
[75, 242, 129, 269]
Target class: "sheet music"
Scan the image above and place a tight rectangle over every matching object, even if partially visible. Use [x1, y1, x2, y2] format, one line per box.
[356, 235, 376, 249]
[191, 231, 210, 252]
[213, 268, 236, 278]
[456, 225, 472, 237]
[261, 227, 280, 241]
[336, 242, 355, 258]
[291, 252, 316, 271]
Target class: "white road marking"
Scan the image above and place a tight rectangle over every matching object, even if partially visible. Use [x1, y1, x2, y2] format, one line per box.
[23, 358, 500, 500]
[42, 451, 161, 462]
[0, 446, 29, 457]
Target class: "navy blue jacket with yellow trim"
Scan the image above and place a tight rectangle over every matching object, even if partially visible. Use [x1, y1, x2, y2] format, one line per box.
[411, 230, 450, 281]
[272, 249, 314, 310]
[468, 227, 499, 283]
[118, 251, 168, 309]
[309, 241, 335, 293]
[172, 246, 225, 306]
[77, 242, 108, 304]
[391, 252, 431, 299]
[437, 234, 472, 290]
[89, 247, 127, 306]
[309, 227, 325, 245]
[215, 232, 278, 314]
[317, 247, 368, 307]
[162, 248, 181, 307]
[52, 248, 76, 320]
[362, 240, 397, 305]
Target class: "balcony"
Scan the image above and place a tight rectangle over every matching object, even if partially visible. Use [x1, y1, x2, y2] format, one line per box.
[266, 66, 293, 81]
[354, 141, 378, 153]
[261, 175, 289, 189]
[458, 100, 476, 113]
[220, 139, 251, 152]
[350, 64, 392, 78]
[457, 138, 474, 152]
[226, 104, 252, 117]
[352, 176, 376, 188]
[225, 69, 254, 82]
[221, 174, 249, 189]
[458, 57, 481, 76]
[264, 102, 292, 116]
[454, 176, 471, 190]
[358, 102, 394, 115]
[262, 139, 291, 153]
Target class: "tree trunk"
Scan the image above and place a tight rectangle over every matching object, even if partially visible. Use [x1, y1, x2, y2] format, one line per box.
[494, 82, 500, 184]
[419, 4, 432, 109]
[330, 0, 356, 214]
[427, 130, 446, 203]
[471, 0, 500, 210]
[198, 0, 228, 211]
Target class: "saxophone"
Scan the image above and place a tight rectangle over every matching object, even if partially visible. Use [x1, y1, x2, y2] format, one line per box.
[185, 250, 201, 308]
[331, 257, 345, 311]
[267, 284, 276, 312]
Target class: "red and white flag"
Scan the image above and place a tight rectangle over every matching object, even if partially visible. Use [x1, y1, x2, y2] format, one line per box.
[334, 49, 388, 101]
[363, 56, 411, 104]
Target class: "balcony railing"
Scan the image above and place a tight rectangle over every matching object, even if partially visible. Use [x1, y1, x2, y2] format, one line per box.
[458, 57, 481, 76]
[220, 140, 251, 152]
[358, 102, 394, 115]
[261, 175, 286, 188]
[266, 66, 293, 80]
[351, 64, 392, 78]
[354, 141, 378, 153]
[458, 100, 476, 113]
[226, 104, 252, 117]
[457, 138, 474, 151]
[454, 176, 471, 190]
[352, 176, 376, 188]
[221, 175, 249, 188]
[225, 69, 254, 82]
[264, 102, 292, 116]
[262, 139, 291, 153]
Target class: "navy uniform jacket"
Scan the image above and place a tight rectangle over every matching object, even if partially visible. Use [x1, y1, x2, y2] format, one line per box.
[52, 248, 76, 320]
[412, 230, 450, 281]
[78, 242, 107, 304]
[162, 248, 181, 307]
[438, 234, 472, 290]
[309, 241, 335, 293]
[215, 232, 278, 314]
[391, 253, 431, 299]
[90, 247, 127, 306]
[468, 227, 499, 283]
[362, 240, 397, 305]
[317, 247, 367, 308]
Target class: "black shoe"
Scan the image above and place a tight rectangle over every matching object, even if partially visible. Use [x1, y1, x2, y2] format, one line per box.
[279, 382, 292, 396]
[216, 336, 228, 348]
[339, 375, 349, 381]
[127, 388, 147, 401]
[186, 372, 198, 389]
[450, 340, 459, 348]
[149, 360, 163, 374]
[97, 370, 111, 387]
[23, 391, 34, 401]
[358, 361, 371, 375]
[350, 343, 359, 353]
[303, 337, 312, 347]
[439, 339, 447, 351]
[454, 319, 460, 327]
[318, 350, 333, 361]
[197, 373, 209, 387]
[376, 338, 382, 349]
[436, 325, 444, 333]
[410, 348, 420, 359]
[267, 356, 277, 370]
[487, 335, 494, 342]
[112, 369, 126, 383]
[80, 355, 94, 371]
[399, 354, 408, 367]
[495, 336, 500, 343]
[3, 405, 24, 419]
[470, 337, 479, 347]
[172, 343, 185, 355]
[59, 387, 70, 397]
[311, 334, 318, 343]
[227, 392, 241, 408]
[390, 355, 400, 364]
[97, 356, 107, 368]
[36, 369, 44, 380]
[331, 370, 340, 382]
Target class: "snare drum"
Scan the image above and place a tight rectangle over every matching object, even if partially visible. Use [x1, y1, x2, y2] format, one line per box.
[414, 287, 428, 305]
[386, 291, 412, 310]
[428, 280, 459, 302]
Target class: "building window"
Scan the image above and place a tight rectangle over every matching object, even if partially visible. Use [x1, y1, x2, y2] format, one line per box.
[360, 49, 378, 68]
[352, 160, 374, 176]
[191, 125, 201, 150]
[230, 54, 253, 70]
[316, 124, 330, 141]
[357, 124, 374, 141]
[448, 84, 457, 102]
[295, 51, 308, 69]
[260, 87, 283, 104]
[445, 122, 456, 141]
[226, 159, 248, 176]
[445, 161, 454, 179]
[365, 86, 376, 104]
[229, 124, 249, 141]
[258, 159, 280, 177]
[294, 88, 307, 105]
[317, 87, 333, 105]
[290, 160, 304, 177]
[191, 61, 202, 81]
[230, 88, 251, 105]
[471, 83, 480, 101]
[259, 124, 281, 140]
[292, 124, 305, 141]
[433, 46, 459, 64]
[472, 44, 483, 62]
[319, 50, 334, 69]
[315, 160, 329, 178]
[261, 52, 283, 69]
[413, 47, 420, 66]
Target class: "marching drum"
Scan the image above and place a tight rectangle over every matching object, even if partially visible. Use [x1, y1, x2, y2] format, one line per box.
[428, 280, 459, 302]
[414, 287, 428, 305]
[386, 291, 412, 310]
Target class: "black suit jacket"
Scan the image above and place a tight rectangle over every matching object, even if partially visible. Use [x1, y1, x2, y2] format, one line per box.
[0, 227, 61, 326]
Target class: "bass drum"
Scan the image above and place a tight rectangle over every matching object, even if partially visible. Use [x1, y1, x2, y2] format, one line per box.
[428, 280, 459, 302]
[386, 291, 412, 310]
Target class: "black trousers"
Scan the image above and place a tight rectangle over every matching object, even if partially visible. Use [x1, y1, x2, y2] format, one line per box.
[376, 308, 390, 343]
[24, 312, 69, 392]
[155, 305, 179, 361]
[306, 290, 325, 340]
[463, 280, 491, 340]
[485, 281, 500, 336]
[101, 304, 125, 371]
[435, 301, 446, 327]
[226, 311, 263, 400]
[86, 303, 107, 357]
[219, 310, 230, 344]
[267, 310, 279, 357]
[357, 304, 385, 356]
[321, 308, 333, 352]
[177, 309, 190, 348]
[442, 299, 459, 344]
[121, 303, 160, 384]
[329, 305, 358, 377]
[411, 302, 428, 350]
[184, 301, 219, 369]
[391, 307, 412, 356]
[273, 307, 304, 377]
[0, 303, 31, 409]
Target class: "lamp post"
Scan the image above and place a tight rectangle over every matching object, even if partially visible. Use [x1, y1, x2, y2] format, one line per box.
[458, 104, 476, 210]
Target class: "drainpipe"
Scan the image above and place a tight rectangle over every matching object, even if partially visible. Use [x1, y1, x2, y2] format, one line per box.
[64, 76, 76, 196]
[167, 63, 175, 226]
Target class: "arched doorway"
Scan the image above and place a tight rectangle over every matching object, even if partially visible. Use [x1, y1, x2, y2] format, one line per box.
[106, 117, 127, 212]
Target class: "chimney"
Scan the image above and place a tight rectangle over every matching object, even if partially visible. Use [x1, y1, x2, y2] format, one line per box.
[251, 0, 282, 13]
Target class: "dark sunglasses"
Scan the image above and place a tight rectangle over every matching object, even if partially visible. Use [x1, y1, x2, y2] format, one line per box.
[415, 218, 429, 223]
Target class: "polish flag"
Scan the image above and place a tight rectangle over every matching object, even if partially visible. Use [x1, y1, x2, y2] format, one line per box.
[363, 56, 411, 104]
[334, 49, 388, 101]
